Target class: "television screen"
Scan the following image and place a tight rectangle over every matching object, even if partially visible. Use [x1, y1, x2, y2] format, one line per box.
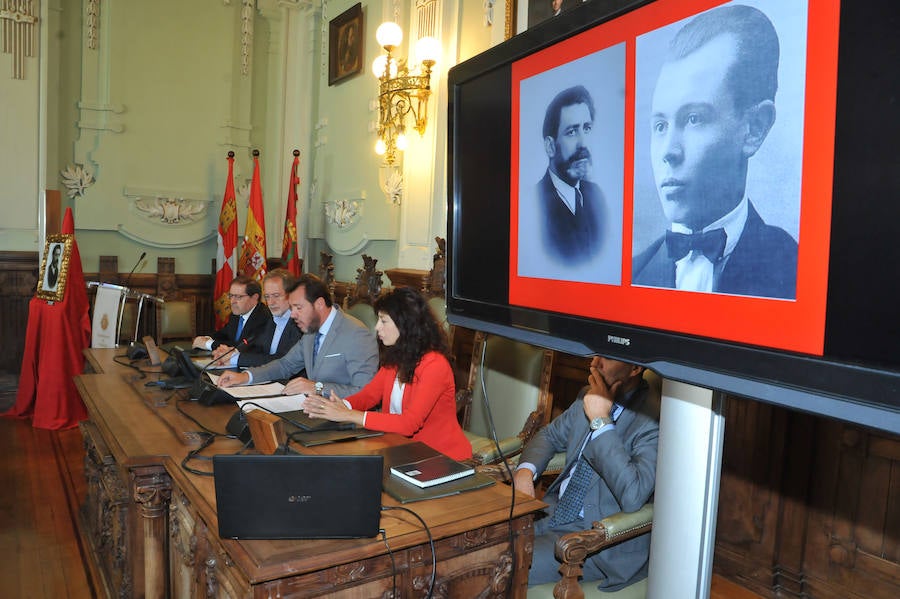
[447, 0, 900, 433]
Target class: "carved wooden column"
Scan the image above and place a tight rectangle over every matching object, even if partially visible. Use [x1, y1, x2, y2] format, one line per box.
[132, 466, 172, 599]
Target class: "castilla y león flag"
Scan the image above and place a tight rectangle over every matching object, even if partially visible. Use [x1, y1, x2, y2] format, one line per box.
[213, 152, 238, 329]
[281, 150, 302, 276]
[239, 151, 267, 281]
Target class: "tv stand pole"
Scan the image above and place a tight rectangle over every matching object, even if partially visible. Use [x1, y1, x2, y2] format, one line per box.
[648, 379, 725, 599]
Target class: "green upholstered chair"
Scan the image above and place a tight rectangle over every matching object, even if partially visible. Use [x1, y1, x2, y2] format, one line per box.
[345, 301, 378, 332]
[156, 296, 196, 347]
[457, 331, 555, 465]
[526, 370, 661, 599]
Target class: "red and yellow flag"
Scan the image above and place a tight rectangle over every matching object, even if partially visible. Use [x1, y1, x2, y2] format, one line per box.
[213, 152, 238, 328]
[281, 150, 302, 276]
[239, 150, 268, 281]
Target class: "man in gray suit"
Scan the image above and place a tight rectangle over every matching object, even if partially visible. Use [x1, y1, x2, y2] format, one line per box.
[217, 273, 378, 397]
[514, 356, 659, 590]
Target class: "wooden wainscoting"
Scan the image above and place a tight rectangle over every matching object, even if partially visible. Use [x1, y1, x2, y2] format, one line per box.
[714, 396, 900, 599]
[0, 251, 40, 377]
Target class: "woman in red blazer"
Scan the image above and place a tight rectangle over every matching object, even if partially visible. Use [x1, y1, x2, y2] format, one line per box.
[302, 287, 471, 461]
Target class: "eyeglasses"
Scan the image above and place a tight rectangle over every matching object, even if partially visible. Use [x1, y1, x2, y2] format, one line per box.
[227, 293, 248, 300]
[263, 293, 284, 301]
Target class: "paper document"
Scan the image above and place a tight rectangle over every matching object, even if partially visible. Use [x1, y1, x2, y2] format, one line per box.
[237, 395, 306, 413]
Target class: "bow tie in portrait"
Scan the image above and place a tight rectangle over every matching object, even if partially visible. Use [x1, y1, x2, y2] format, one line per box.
[665, 228, 727, 262]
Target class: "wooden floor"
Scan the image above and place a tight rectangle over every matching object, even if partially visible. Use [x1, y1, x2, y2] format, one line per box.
[0, 414, 761, 599]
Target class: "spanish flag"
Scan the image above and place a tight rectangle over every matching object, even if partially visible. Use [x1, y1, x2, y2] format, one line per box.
[239, 150, 268, 280]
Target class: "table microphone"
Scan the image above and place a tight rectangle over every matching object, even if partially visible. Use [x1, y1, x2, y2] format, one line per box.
[193, 336, 256, 406]
[123, 251, 148, 358]
[123, 251, 146, 290]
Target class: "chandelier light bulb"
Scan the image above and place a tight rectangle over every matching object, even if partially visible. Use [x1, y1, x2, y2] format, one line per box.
[396, 132, 408, 151]
[415, 36, 441, 66]
[376, 22, 403, 49]
[375, 138, 387, 155]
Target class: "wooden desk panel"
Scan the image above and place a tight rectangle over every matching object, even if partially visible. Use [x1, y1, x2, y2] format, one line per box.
[76, 348, 545, 598]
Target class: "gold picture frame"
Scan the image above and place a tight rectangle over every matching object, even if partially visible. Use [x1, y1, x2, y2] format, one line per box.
[328, 3, 363, 86]
[36, 234, 73, 302]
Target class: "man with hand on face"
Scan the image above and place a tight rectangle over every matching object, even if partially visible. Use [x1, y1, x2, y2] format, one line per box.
[209, 269, 301, 368]
[632, 4, 797, 298]
[217, 273, 378, 398]
[535, 84, 607, 265]
[193, 275, 271, 357]
[515, 356, 659, 591]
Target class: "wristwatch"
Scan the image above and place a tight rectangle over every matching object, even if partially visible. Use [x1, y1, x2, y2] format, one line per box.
[589, 416, 614, 430]
[314, 381, 324, 395]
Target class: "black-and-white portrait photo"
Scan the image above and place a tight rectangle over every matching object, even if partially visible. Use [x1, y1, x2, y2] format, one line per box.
[37, 234, 72, 302]
[45, 243, 63, 291]
[632, 1, 806, 300]
[518, 42, 625, 285]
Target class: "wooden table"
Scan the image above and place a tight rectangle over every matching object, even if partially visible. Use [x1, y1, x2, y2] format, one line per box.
[75, 348, 545, 598]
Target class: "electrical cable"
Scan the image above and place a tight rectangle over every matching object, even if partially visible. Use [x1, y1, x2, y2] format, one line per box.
[381, 505, 436, 598]
[380, 529, 398, 598]
[477, 340, 518, 597]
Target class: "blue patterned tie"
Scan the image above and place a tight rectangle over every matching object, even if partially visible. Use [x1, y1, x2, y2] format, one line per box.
[313, 332, 323, 361]
[234, 316, 244, 342]
[551, 453, 596, 526]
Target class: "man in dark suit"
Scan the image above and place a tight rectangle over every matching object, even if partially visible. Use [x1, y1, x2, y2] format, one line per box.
[535, 85, 607, 265]
[217, 273, 378, 398]
[211, 269, 302, 368]
[632, 5, 797, 298]
[192, 275, 271, 356]
[46, 244, 62, 290]
[514, 356, 659, 590]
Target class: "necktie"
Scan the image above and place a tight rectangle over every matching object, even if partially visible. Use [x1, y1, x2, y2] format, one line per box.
[313, 332, 323, 360]
[574, 187, 584, 217]
[234, 316, 245, 341]
[666, 228, 727, 262]
[552, 453, 595, 526]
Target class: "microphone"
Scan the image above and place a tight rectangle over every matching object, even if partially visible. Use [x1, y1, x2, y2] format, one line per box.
[193, 336, 256, 406]
[123, 251, 146, 290]
[198, 335, 256, 374]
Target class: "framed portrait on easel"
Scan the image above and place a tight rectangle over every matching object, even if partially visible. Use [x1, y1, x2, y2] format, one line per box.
[36, 234, 73, 302]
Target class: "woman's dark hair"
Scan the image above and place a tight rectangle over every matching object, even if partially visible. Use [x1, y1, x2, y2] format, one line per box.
[374, 287, 449, 383]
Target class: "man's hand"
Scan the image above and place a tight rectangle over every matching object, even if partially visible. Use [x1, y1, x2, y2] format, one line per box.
[282, 376, 316, 396]
[513, 468, 536, 498]
[217, 370, 250, 388]
[192, 335, 212, 350]
[211, 344, 233, 360]
[584, 363, 617, 421]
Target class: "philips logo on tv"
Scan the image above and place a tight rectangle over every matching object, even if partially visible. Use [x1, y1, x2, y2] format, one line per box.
[607, 335, 630, 347]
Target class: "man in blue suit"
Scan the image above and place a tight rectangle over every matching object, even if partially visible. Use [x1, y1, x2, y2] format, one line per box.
[534, 85, 607, 265]
[217, 273, 378, 398]
[515, 356, 659, 590]
[632, 5, 797, 299]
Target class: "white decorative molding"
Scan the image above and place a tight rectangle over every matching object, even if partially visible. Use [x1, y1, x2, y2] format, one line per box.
[1, 0, 39, 79]
[133, 197, 208, 225]
[324, 198, 362, 229]
[379, 166, 404, 205]
[483, 0, 495, 26]
[60, 164, 96, 199]
[116, 225, 217, 249]
[86, 0, 100, 50]
[241, 0, 255, 76]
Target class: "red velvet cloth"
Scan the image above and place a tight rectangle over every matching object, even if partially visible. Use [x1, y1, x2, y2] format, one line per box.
[4, 208, 91, 430]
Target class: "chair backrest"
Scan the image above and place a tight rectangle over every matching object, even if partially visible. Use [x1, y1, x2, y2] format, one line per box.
[463, 332, 554, 443]
[345, 301, 377, 332]
[156, 297, 197, 345]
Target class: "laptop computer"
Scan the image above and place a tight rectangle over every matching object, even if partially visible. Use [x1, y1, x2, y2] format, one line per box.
[213, 454, 384, 539]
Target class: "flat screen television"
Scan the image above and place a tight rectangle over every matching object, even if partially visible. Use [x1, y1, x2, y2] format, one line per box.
[446, 0, 900, 433]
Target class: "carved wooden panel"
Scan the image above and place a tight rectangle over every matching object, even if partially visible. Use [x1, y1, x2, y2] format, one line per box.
[0, 251, 40, 375]
[713, 397, 900, 599]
